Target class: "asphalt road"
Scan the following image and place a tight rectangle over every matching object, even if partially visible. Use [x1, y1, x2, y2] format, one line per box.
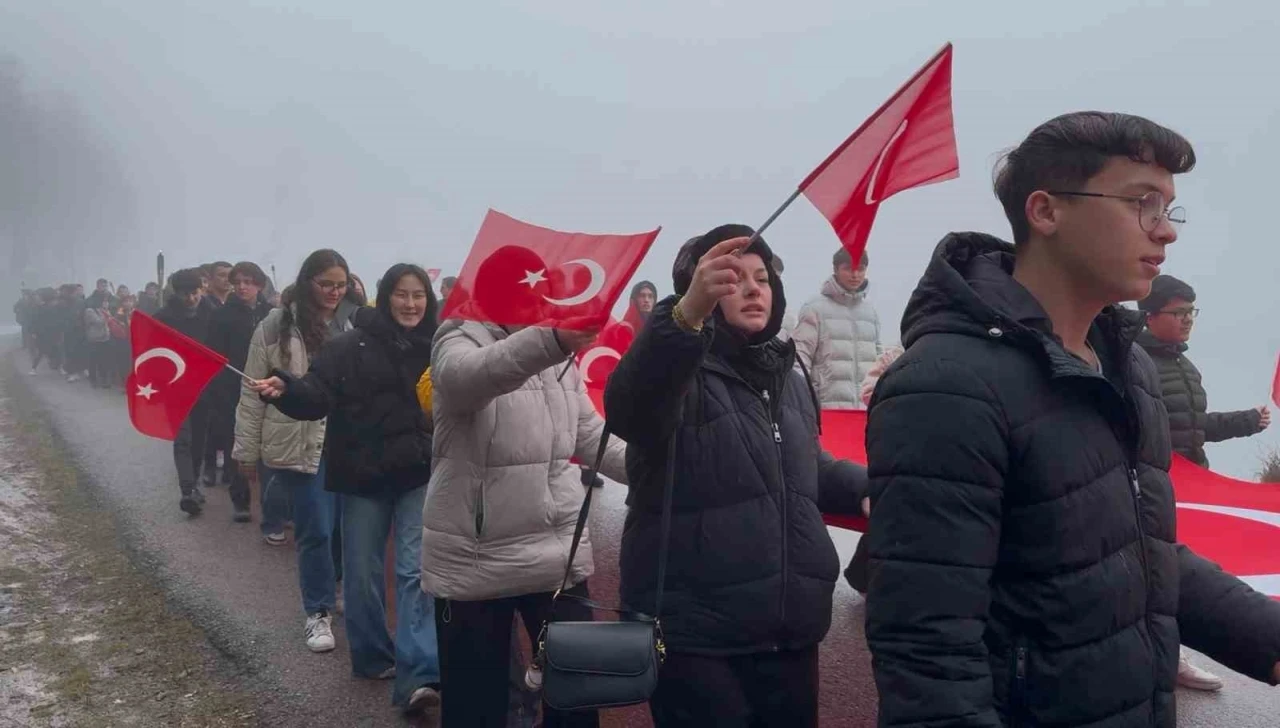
[11, 343, 1280, 727]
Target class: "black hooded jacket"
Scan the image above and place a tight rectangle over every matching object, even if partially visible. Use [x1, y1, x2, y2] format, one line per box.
[270, 278, 437, 499]
[605, 224, 867, 656]
[865, 232, 1280, 727]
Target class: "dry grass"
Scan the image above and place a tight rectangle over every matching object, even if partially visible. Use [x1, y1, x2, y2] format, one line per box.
[1260, 449, 1280, 484]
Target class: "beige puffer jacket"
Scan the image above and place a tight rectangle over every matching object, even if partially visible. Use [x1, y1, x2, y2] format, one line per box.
[232, 308, 327, 473]
[425, 321, 628, 602]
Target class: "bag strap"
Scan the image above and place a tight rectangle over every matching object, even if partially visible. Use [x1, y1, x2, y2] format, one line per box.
[555, 424, 675, 621]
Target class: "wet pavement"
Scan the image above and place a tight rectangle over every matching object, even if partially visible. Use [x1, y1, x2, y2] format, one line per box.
[10, 341, 1280, 726]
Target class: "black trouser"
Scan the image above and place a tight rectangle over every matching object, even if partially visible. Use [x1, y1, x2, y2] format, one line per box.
[88, 341, 113, 387]
[435, 581, 597, 728]
[173, 402, 209, 494]
[649, 645, 820, 728]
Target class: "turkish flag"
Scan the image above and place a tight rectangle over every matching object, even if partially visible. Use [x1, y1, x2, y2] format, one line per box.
[577, 314, 638, 393]
[800, 43, 958, 263]
[804, 409, 1280, 599]
[1271, 351, 1280, 408]
[440, 210, 661, 331]
[126, 312, 228, 441]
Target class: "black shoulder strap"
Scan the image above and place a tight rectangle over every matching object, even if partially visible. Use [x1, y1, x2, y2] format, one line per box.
[557, 426, 675, 620]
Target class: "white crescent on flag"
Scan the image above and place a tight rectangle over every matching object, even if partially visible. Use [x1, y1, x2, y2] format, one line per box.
[134, 347, 187, 383]
[542, 258, 606, 307]
[579, 346, 622, 384]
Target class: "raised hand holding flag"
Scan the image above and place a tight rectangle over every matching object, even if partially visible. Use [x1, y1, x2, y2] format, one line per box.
[127, 311, 228, 440]
[440, 209, 660, 331]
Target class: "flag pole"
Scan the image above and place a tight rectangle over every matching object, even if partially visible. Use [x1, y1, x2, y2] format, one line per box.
[748, 188, 804, 244]
[223, 362, 255, 384]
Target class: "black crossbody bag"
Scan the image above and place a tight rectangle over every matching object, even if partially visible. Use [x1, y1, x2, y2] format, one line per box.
[534, 426, 675, 711]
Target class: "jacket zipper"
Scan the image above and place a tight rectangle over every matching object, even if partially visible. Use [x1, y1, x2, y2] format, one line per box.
[762, 389, 788, 637]
[1011, 639, 1028, 727]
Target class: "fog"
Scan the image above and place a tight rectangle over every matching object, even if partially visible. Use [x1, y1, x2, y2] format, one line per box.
[1, 0, 1277, 477]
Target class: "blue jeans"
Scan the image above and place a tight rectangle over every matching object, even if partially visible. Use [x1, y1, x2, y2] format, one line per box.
[343, 487, 440, 707]
[262, 463, 337, 615]
[260, 464, 295, 536]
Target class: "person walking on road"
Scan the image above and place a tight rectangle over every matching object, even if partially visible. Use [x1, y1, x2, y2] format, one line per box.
[605, 227, 868, 727]
[864, 111, 1280, 727]
[155, 269, 213, 517]
[252, 263, 441, 717]
[234, 250, 358, 653]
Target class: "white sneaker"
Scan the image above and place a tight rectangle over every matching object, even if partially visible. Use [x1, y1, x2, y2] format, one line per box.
[1177, 651, 1224, 691]
[305, 612, 336, 653]
[406, 686, 441, 715]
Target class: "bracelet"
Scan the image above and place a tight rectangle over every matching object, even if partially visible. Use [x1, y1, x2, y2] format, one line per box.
[672, 297, 703, 333]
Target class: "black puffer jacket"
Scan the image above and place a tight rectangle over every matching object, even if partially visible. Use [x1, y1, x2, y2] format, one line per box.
[154, 297, 211, 345]
[606, 228, 866, 657]
[271, 305, 436, 499]
[207, 296, 274, 426]
[866, 233, 1280, 728]
[1136, 330, 1262, 468]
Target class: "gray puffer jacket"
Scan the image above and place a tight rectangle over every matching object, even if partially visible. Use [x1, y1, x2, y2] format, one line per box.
[425, 321, 627, 602]
[790, 277, 882, 409]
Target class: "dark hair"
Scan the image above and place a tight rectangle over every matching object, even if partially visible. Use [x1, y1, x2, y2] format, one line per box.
[144, 282, 159, 293]
[1138, 274, 1196, 313]
[347, 273, 368, 307]
[833, 247, 869, 270]
[441, 276, 458, 288]
[97, 278, 109, 286]
[771, 255, 784, 274]
[630, 280, 657, 301]
[170, 268, 204, 294]
[211, 261, 232, 271]
[376, 263, 439, 330]
[229, 261, 267, 287]
[994, 111, 1196, 244]
[279, 249, 349, 367]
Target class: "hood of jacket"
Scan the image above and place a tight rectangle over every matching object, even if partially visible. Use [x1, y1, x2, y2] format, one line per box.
[671, 223, 788, 346]
[900, 232, 1146, 361]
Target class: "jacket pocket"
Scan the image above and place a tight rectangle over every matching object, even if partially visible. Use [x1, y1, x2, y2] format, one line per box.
[474, 484, 485, 538]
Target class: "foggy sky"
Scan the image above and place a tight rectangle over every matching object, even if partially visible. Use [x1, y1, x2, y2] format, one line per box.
[1, 0, 1277, 477]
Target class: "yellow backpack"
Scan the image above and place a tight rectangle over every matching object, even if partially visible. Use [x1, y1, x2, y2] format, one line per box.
[417, 367, 433, 413]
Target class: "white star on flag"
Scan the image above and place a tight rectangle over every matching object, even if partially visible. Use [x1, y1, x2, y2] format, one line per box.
[519, 269, 547, 288]
[136, 382, 158, 400]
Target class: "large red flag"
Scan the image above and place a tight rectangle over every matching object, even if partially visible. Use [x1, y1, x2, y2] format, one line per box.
[440, 210, 661, 331]
[126, 312, 227, 441]
[800, 43, 958, 263]
[808, 409, 1280, 599]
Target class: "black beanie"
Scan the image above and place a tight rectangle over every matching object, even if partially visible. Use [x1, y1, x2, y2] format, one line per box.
[1138, 274, 1195, 313]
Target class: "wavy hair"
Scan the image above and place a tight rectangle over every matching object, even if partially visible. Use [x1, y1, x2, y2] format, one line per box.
[279, 249, 349, 368]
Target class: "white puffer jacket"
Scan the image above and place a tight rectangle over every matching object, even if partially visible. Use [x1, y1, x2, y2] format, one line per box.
[790, 277, 882, 410]
[425, 322, 628, 602]
[232, 308, 329, 473]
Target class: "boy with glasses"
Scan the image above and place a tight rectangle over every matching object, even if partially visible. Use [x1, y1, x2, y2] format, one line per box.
[1138, 274, 1271, 472]
[1136, 273, 1271, 692]
[865, 111, 1280, 727]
